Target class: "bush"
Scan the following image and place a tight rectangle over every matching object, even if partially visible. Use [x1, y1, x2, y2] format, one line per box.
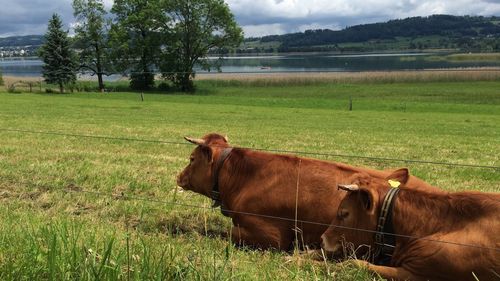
[130, 72, 155, 91]
[7, 84, 21, 94]
[157, 81, 172, 91]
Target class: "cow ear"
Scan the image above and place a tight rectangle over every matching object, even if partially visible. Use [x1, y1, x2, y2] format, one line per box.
[359, 187, 378, 214]
[199, 145, 213, 163]
[386, 168, 409, 187]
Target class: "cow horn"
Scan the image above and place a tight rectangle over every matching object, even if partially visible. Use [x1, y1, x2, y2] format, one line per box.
[337, 184, 359, 191]
[184, 136, 206, 145]
[223, 135, 229, 143]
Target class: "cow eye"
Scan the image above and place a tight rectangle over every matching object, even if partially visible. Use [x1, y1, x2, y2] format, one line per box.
[190, 157, 194, 163]
[338, 209, 349, 220]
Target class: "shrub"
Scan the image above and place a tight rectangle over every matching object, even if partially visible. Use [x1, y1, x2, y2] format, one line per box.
[157, 81, 172, 91]
[7, 84, 21, 94]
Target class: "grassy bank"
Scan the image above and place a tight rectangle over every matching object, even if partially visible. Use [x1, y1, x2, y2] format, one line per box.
[0, 78, 499, 280]
[3, 69, 500, 93]
[426, 53, 500, 62]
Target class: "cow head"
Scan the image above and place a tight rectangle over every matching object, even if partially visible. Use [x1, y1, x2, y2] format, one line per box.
[320, 168, 409, 259]
[176, 133, 230, 197]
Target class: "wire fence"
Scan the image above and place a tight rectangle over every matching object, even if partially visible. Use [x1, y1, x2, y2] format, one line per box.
[1, 127, 500, 254]
[7, 177, 499, 253]
[58, 183, 500, 253]
[1, 128, 499, 170]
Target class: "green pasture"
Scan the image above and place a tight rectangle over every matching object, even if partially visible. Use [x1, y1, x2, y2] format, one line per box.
[0, 80, 499, 280]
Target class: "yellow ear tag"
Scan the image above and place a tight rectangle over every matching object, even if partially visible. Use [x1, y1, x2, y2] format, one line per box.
[388, 179, 401, 188]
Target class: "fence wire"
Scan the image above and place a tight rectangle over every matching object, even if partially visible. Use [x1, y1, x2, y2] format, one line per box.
[1, 127, 499, 253]
[59, 184, 500, 253]
[1, 128, 498, 170]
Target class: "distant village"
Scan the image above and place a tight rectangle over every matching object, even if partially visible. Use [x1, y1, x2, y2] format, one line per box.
[0, 45, 39, 58]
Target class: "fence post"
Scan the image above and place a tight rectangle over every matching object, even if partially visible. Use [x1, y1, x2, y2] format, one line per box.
[349, 96, 353, 111]
[140, 92, 144, 102]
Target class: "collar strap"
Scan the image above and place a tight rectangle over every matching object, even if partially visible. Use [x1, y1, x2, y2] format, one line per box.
[211, 147, 233, 208]
[374, 187, 400, 265]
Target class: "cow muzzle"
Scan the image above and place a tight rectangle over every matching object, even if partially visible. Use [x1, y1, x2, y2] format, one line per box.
[176, 172, 189, 189]
[320, 234, 341, 254]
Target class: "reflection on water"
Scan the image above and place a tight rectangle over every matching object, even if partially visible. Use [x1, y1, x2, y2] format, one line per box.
[2, 53, 500, 80]
[328, 53, 431, 58]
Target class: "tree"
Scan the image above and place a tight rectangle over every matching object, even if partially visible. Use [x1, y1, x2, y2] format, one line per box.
[109, 0, 166, 90]
[73, 0, 112, 92]
[160, 0, 243, 92]
[39, 14, 77, 93]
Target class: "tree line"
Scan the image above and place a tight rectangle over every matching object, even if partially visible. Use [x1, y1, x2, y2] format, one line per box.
[39, 0, 243, 93]
[256, 15, 500, 52]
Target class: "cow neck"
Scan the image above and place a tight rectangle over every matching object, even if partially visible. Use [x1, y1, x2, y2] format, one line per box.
[373, 187, 400, 266]
[210, 147, 233, 209]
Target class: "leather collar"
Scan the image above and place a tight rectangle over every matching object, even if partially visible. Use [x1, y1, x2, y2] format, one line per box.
[373, 187, 400, 265]
[210, 147, 233, 209]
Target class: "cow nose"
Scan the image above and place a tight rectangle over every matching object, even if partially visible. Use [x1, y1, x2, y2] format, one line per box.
[176, 173, 184, 186]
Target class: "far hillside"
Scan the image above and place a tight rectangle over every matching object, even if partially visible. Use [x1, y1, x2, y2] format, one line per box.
[2, 15, 500, 56]
[238, 15, 500, 53]
[0, 35, 44, 57]
[0, 35, 44, 47]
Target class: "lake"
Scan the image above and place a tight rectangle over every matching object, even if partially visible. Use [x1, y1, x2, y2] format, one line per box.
[1, 52, 499, 79]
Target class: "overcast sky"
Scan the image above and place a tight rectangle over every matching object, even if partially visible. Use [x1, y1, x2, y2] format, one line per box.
[0, 0, 499, 38]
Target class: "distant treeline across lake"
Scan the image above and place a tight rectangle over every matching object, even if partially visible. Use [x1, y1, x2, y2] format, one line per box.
[2, 52, 500, 79]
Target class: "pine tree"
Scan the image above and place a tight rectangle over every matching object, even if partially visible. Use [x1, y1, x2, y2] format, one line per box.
[39, 14, 77, 93]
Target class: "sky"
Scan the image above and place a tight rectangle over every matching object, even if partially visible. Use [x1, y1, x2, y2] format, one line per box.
[0, 0, 499, 38]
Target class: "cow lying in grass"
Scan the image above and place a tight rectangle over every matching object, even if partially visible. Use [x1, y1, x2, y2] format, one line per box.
[320, 169, 500, 281]
[177, 133, 441, 250]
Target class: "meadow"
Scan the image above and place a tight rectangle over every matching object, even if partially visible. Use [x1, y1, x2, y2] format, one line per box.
[0, 74, 499, 280]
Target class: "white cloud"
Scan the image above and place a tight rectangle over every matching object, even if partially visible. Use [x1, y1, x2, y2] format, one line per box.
[242, 24, 288, 37]
[0, 0, 499, 37]
[225, 0, 500, 36]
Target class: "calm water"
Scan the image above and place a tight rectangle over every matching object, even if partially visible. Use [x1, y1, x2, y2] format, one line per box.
[2, 53, 499, 79]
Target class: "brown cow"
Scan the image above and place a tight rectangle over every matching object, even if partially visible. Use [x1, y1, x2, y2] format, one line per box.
[177, 133, 441, 250]
[320, 169, 500, 281]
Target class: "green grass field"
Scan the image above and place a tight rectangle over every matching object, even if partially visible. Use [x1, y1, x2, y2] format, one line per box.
[0, 79, 499, 280]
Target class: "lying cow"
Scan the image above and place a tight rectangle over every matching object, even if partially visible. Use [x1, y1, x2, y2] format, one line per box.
[177, 133, 441, 250]
[320, 169, 500, 281]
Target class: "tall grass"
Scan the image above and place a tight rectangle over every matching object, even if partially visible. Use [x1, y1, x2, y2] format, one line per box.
[3, 69, 500, 93]
[196, 70, 500, 87]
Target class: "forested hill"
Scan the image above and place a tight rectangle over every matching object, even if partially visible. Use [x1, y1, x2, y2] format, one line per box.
[2, 15, 500, 54]
[0, 35, 44, 47]
[0, 35, 44, 57]
[242, 15, 500, 53]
